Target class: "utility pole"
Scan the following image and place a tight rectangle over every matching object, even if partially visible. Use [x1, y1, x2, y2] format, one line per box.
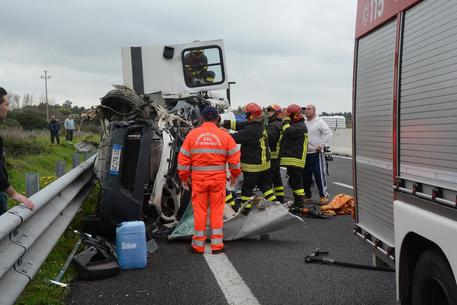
[41, 70, 51, 121]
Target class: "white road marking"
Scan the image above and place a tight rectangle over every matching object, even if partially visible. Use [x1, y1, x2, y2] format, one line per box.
[204, 249, 261, 305]
[333, 155, 352, 160]
[332, 182, 353, 189]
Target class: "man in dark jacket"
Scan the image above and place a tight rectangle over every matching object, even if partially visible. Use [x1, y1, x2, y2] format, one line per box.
[0, 87, 35, 215]
[48, 116, 60, 144]
[280, 104, 308, 213]
[266, 104, 284, 203]
[223, 102, 276, 215]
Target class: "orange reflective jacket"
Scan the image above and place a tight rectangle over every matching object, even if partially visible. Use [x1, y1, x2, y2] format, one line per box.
[178, 122, 241, 185]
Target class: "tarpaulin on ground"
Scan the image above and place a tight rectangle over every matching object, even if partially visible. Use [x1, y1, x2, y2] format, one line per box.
[169, 199, 304, 240]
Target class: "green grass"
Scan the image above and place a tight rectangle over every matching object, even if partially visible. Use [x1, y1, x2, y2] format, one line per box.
[2, 131, 101, 305]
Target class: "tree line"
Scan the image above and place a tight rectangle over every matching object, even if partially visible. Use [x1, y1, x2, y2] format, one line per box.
[4, 92, 99, 132]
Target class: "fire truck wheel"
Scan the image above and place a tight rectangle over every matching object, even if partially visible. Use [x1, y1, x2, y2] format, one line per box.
[411, 250, 457, 305]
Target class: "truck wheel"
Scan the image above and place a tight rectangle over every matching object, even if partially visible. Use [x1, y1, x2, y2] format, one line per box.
[100, 87, 147, 121]
[411, 250, 457, 305]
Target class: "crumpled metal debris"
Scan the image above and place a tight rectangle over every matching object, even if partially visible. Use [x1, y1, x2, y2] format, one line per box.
[169, 199, 304, 240]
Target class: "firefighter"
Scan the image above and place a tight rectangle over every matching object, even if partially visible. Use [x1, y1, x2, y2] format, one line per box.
[280, 104, 308, 213]
[266, 104, 284, 203]
[223, 102, 276, 215]
[184, 49, 216, 85]
[177, 106, 241, 254]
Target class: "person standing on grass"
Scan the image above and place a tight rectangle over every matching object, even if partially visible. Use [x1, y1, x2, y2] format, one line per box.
[0, 87, 35, 215]
[64, 114, 75, 142]
[48, 115, 60, 144]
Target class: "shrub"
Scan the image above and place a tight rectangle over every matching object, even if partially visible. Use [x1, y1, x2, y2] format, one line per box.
[1, 117, 22, 128]
[3, 136, 49, 157]
[16, 112, 48, 130]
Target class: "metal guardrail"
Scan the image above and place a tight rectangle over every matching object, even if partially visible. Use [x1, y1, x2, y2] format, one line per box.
[0, 155, 96, 305]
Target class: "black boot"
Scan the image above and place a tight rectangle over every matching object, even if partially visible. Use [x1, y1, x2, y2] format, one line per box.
[276, 196, 284, 204]
[290, 194, 305, 214]
[231, 201, 241, 213]
[241, 201, 253, 216]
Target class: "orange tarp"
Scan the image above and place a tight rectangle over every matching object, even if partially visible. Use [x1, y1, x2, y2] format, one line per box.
[320, 194, 355, 217]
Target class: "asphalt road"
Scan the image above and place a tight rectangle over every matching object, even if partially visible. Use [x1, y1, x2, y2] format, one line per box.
[66, 156, 396, 305]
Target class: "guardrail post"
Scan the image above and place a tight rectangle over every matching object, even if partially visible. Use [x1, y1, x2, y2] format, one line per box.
[25, 173, 40, 197]
[55, 161, 65, 178]
[72, 153, 80, 168]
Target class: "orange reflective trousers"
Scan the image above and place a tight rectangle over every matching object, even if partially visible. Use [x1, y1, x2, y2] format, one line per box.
[191, 178, 225, 253]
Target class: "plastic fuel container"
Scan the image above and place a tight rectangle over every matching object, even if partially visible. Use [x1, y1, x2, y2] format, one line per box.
[116, 221, 147, 270]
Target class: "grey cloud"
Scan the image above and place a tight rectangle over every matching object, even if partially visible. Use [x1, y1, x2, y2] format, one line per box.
[1, 0, 357, 111]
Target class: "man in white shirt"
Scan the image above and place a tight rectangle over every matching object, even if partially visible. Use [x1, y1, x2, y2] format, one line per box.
[303, 104, 333, 204]
[64, 114, 76, 142]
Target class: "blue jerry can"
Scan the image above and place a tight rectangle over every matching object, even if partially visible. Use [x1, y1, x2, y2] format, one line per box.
[116, 221, 147, 270]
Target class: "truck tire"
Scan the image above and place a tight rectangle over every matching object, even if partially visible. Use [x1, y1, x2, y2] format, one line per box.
[101, 87, 147, 121]
[411, 250, 457, 305]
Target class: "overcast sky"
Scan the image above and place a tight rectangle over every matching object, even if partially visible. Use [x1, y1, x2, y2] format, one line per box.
[0, 0, 357, 113]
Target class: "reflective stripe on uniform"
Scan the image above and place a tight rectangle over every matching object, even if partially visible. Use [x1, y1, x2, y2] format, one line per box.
[280, 157, 305, 168]
[191, 148, 227, 155]
[211, 238, 223, 245]
[264, 189, 274, 197]
[245, 203, 253, 208]
[271, 151, 279, 159]
[212, 228, 223, 235]
[271, 130, 283, 159]
[230, 120, 237, 130]
[194, 230, 205, 237]
[266, 195, 277, 202]
[179, 148, 191, 157]
[226, 193, 235, 205]
[192, 239, 205, 247]
[227, 146, 240, 156]
[241, 196, 251, 202]
[177, 164, 190, 170]
[282, 124, 290, 132]
[302, 134, 309, 162]
[241, 161, 271, 172]
[229, 163, 241, 169]
[260, 130, 267, 165]
[191, 165, 226, 171]
[275, 187, 285, 196]
[293, 189, 305, 196]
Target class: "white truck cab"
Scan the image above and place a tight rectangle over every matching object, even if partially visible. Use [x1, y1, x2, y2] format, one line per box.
[121, 39, 229, 97]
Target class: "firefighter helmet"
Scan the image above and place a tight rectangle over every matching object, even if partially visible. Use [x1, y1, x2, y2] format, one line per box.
[285, 104, 303, 122]
[267, 104, 282, 113]
[243, 103, 263, 121]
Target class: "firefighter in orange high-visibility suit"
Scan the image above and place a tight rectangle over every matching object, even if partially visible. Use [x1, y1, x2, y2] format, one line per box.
[177, 106, 241, 254]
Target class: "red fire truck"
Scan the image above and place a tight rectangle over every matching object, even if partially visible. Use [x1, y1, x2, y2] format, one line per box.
[353, 0, 457, 304]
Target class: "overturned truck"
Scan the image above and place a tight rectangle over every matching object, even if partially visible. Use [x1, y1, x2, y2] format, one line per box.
[93, 86, 226, 235]
[91, 40, 302, 239]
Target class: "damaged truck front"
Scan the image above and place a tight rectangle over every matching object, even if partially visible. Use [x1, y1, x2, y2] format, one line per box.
[92, 40, 232, 236]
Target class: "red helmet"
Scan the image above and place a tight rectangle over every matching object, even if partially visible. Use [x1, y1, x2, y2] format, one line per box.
[243, 103, 263, 120]
[267, 104, 282, 113]
[285, 104, 303, 122]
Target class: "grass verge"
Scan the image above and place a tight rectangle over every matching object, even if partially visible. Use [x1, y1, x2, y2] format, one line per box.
[2, 131, 100, 305]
